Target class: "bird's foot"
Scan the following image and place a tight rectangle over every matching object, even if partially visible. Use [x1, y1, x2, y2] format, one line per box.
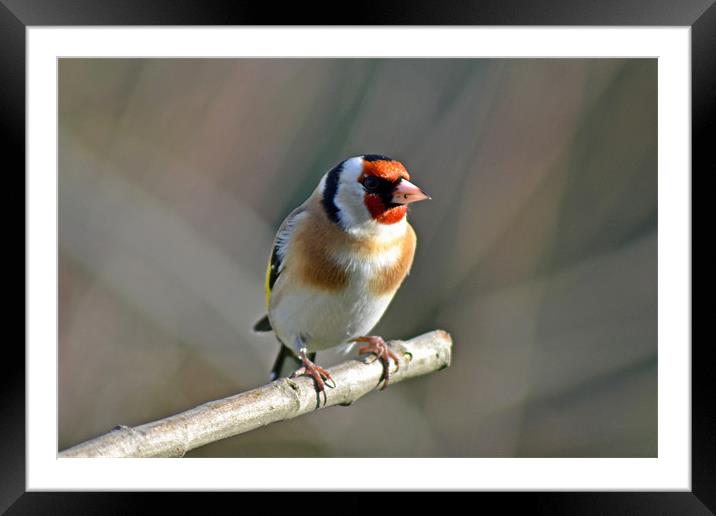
[355, 335, 400, 389]
[290, 351, 336, 394]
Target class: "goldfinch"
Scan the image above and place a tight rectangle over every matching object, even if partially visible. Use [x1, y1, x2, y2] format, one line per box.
[254, 154, 430, 393]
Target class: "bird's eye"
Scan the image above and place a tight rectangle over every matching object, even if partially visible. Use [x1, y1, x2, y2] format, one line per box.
[363, 176, 380, 191]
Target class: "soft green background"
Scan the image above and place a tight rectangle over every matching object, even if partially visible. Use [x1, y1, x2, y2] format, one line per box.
[59, 58, 657, 457]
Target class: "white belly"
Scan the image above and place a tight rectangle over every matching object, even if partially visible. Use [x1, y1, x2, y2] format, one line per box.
[269, 270, 396, 353]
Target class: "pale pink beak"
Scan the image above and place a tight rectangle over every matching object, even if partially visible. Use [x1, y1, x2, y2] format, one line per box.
[391, 179, 431, 204]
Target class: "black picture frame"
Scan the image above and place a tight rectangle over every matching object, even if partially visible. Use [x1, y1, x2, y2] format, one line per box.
[4, 1, 709, 512]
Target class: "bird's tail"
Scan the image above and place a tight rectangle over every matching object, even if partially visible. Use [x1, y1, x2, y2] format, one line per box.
[269, 344, 315, 381]
[253, 314, 272, 332]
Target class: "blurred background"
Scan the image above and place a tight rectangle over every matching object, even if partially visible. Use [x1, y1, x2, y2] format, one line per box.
[59, 58, 657, 457]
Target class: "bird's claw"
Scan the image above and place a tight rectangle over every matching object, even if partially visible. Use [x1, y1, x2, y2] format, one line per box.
[355, 336, 400, 389]
[290, 360, 336, 393]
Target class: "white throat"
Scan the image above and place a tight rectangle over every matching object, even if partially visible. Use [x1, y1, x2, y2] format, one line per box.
[346, 216, 408, 241]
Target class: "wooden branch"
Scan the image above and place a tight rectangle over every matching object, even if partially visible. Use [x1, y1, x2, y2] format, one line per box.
[59, 330, 452, 458]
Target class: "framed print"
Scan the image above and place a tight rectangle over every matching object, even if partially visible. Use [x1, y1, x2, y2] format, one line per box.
[5, 0, 709, 512]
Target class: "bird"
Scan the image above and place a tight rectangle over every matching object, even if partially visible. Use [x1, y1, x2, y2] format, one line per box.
[253, 154, 430, 395]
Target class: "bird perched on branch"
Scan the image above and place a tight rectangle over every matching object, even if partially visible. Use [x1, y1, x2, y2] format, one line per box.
[254, 155, 430, 394]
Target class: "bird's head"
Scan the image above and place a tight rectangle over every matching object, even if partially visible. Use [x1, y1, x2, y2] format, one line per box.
[319, 155, 430, 235]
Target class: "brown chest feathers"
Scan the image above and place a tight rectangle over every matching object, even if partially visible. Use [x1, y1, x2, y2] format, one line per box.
[290, 207, 417, 296]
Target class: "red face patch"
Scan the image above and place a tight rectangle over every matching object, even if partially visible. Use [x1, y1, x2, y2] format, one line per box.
[359, 158, 411, 224]
[360, 159, 410, 183]
[364, 195, 408, 224]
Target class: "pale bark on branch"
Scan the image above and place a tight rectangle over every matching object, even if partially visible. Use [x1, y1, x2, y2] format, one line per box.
[59, 330, 452, 458]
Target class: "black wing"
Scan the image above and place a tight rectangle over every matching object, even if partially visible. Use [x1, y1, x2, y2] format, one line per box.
[255, 204, 306, 333]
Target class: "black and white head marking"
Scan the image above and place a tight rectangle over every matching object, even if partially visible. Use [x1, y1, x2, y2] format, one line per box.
[319, 157, 374, 231]
[320, 161, 344, 225]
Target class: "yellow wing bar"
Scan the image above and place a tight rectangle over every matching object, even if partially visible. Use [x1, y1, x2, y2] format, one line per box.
[264, 256, 272, 309]
[265, 243, 282, 309]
